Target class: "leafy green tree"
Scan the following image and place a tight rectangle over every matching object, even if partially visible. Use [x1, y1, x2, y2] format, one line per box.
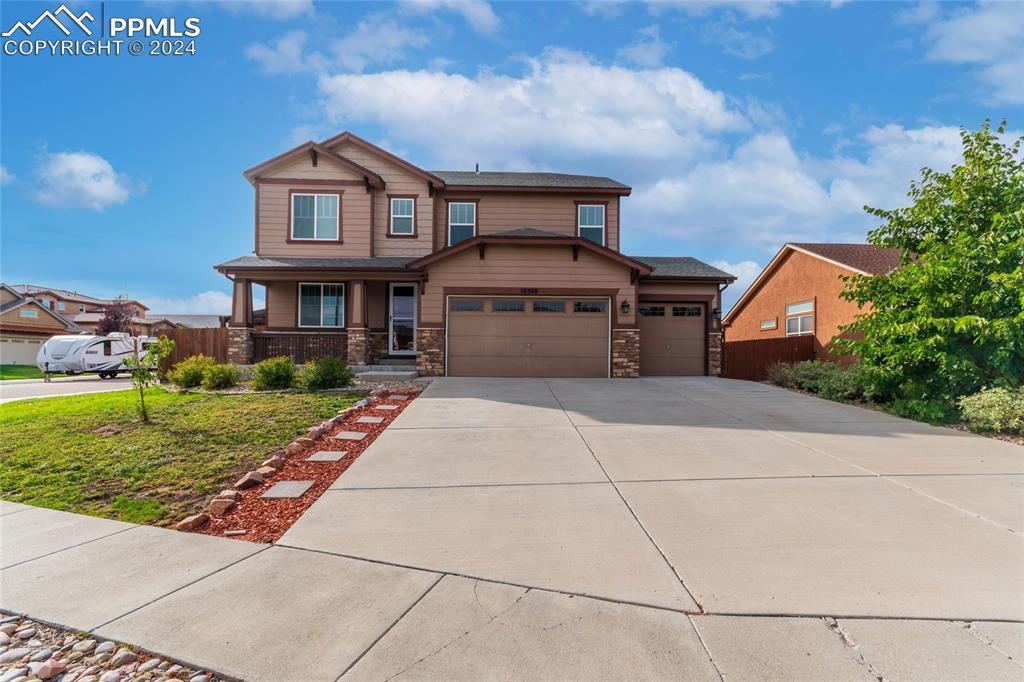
[123, 336, 175, 421]
[835, 121, 1024, 421]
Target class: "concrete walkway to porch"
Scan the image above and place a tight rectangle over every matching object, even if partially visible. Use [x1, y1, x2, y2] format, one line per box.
[1, 377, 1022, 680]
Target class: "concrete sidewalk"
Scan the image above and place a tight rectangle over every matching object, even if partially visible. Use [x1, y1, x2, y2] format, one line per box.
[2, 377, 1022, 680]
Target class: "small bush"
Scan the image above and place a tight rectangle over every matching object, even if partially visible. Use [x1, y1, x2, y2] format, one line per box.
[297, 356, 353, 391]
[201, 363, 241, 390]
[167, 354, 216, 388]
[960, 387, 1024, 433]
[766, 360, 884, 403]
[890, 398, 961, 425]
[251, 356, 296, 391]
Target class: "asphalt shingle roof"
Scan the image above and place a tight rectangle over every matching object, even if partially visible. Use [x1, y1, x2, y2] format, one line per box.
[789, 243, 904, 275]
[431, 170, 630, 190]
[631, 256, 736, 280]
[216, 255, 418, 270]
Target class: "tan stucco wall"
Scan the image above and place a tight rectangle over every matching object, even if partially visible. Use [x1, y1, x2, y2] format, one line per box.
[725, 250, 867, 358]
[419, 243, 635, 327]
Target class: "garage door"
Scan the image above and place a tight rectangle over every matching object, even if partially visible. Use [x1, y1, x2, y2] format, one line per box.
[639, 303, 706, 376]
[447, 297, 609, 377]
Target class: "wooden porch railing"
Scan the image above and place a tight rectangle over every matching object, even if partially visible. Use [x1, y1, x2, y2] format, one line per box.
[252, 333, 347, 364]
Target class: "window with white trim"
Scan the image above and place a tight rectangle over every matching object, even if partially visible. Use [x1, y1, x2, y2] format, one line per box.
[298, 283, 345, 327]
[390, 198, 415, 235]
[57, 301, 66, 311]
[578, 204, 605, 246]
[19, 308, 38, 318]
[292, 194, 339, 240]
[760, 318, 777, 330]
[448, 202, 476, 246]
[79, 304, 86, 313]
[785, 301, 813, 336]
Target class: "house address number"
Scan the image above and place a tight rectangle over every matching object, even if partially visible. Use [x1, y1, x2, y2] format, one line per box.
[520, 288, 539, 295]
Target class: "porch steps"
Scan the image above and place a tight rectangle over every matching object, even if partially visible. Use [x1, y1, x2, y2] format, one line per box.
[355, 370, 418, 382]
[349, 362, 415, 373]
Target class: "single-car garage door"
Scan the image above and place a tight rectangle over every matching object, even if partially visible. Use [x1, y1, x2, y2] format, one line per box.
[639, 303, 706, 376]
[447, 296, 610, 377]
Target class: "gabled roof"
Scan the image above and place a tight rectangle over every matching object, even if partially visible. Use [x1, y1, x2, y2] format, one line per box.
[0, 297, 82, 331]
[788, 243, 904, 276]
[722, 242, 906, 325]
[9, 284, 149, 310]
[319, 131, 445, 188]
[407, 234, 654, 275]
[243, 141, 385, 187]
[631, 257, 736, 281]
[432, 170, 631, 194]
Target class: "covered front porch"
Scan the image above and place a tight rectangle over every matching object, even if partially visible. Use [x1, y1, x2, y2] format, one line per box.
[220, 258, 423, 367]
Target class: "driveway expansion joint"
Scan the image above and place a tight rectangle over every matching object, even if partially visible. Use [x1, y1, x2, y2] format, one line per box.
[0, 524, 139, 571]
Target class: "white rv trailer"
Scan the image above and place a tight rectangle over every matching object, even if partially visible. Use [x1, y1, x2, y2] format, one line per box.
[36, 332, 156, 378]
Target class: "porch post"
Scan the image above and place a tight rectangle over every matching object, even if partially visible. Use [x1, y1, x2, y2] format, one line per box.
[227, 278, 254, 365]
[347, 280, 368, 367]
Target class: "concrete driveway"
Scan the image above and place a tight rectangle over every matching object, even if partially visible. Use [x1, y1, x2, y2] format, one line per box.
[5, 377, 1021, 681]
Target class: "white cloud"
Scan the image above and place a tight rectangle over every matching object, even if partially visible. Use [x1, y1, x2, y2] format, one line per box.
[617, 25, 671, 67]
[400, 0, 500, 33]
[702, 16, 775, 59]
[919, 1, 1024, 104]
[712, 259, 762, 309]
[580, 1, 628, 19]
[221, 0, 313, 20]
[145, 290, 266, 315]
[316, 48, 748, 174]
[245, 30, 325, 74]
[628, 125, 964, 252]
[0, 165, 15, 185]
[332, 14, 430, 72]
[647, 1, 792, 20]
[33, 151, 137, 211]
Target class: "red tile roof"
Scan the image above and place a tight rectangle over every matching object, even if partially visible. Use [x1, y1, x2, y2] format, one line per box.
[789, 243, 904, 275]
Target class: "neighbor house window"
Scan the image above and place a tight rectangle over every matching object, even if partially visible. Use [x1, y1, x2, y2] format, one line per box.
[78, 304, 85, 313]
[673, 306, 702, 317]
[390, 197, 415, 235]
[532, 300, 565, 313]
[448, 202, 477, 246]
[292, 193, 339, 240]
[298, 283, 345, 327]
[577, 204, 605, 246]
[760, 318, 777, 330]
[785, 301, 814, 336]
[57, 301, 65, 311]
[639, 306, 665, 317]
[19, 308, 38, 318]
[492, 299, 525, 312]
[574, 301, 606, 313]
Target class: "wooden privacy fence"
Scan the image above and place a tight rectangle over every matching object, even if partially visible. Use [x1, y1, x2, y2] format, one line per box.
[722, 335, 814, 381]
[158, 327, 229, 371]
[252, 333, 346, 364]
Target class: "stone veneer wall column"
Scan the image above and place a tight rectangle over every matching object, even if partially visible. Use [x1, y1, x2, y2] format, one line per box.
[416, 328, 445, 376]
[610, 328, 640, 378]
[365, 331, 387, 365]
[227, 327, 254, 365]
[708, 331, 723, 376]
[347, 329, 368, 366]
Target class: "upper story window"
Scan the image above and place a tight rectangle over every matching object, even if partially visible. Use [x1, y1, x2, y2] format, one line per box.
[298, 283, 345, 327]
[390, 197, 415, 236]
[292, 193, 339, 241]
[448, 202, 477, 246]
[785, 300, 814, 336]
[577, 204, 605, 246]
[19, 308, 38, 318]
[78, 304, 86, 313]
[57, 301, 66, 312]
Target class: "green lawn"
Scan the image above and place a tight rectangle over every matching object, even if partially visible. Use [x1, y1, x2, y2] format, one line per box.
[0, 389, 362, 524]
[0, 364, 60, 380]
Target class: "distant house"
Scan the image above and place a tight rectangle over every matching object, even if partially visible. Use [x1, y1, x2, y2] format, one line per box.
[722, 243, 903, 361]
[146, 314, 228, 329]
[0, 284, 81, 364]
[10, 284, 149, 319]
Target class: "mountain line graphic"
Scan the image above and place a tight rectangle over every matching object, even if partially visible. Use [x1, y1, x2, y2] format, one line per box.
[2, 4, 95, 38]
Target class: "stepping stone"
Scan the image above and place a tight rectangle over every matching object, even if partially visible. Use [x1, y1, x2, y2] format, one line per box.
[357, 416, 385, 425]
[333, 431, 367, 441]
[388, 394, 409, 401]
[261, 481, 314, 499]
[374, 404, 399, 411]
[306, 450, 347, 462]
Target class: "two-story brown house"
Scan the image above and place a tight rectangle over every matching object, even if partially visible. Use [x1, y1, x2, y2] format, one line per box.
[216, 132, 735, 377]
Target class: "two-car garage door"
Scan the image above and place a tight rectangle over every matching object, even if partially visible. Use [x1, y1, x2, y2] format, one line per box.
[447, 297, 610, 377]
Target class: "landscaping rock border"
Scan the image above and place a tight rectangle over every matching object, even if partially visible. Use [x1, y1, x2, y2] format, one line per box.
[0, 614, 225, 682]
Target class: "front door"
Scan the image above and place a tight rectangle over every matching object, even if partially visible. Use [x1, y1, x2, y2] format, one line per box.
[389, 283, 417, 355]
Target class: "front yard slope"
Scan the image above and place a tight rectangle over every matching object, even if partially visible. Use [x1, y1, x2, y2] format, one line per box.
[0, 389, 361, 525]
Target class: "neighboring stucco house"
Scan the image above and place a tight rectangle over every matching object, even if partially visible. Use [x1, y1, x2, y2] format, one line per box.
[10, 284, 149, 319]
[216, 132, 735, 377]
[722, 243, 903, 359]
[0, 284, 81, 364]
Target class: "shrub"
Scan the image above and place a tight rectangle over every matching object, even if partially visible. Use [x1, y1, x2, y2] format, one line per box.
[251, 356, 296, 391]
[167, 354, 216, 388]
[297, 356, 353, 391]
[960, 387, 1024, 433]
[201, 363, 241, 390]
[766, 360, 885, 403]
[890, 398, 961, 425]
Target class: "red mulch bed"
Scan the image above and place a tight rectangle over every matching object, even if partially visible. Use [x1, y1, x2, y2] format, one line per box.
[196, 391, 419, 543]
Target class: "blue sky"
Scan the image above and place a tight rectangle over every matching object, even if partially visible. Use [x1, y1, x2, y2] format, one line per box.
[1, 0, 1021, 311]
